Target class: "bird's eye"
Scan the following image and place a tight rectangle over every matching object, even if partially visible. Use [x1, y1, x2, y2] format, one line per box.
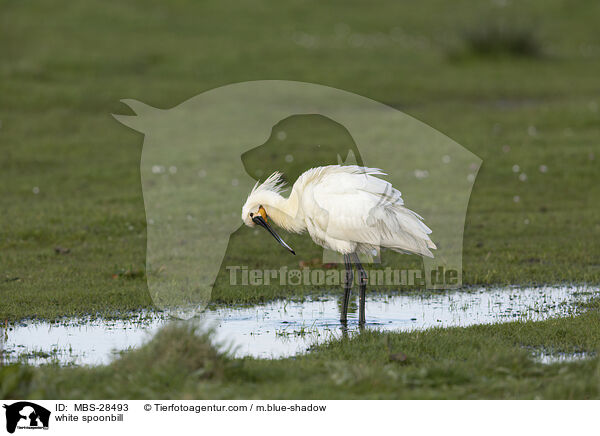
[250, 212, 254, 217]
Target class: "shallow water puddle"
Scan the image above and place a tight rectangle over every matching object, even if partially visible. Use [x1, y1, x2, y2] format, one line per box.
[208, 286, 593, 358]
[533, 351, 595, 365]
[0, 286, 593, 365]
[0, 312, 169, 366]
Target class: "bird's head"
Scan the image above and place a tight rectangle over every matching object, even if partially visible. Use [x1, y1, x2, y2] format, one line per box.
[241, 173, 295, 255]
[241, 200, 267, 228]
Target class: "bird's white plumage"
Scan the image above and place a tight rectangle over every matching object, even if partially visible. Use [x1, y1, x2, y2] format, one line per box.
[241, 165, 436, 257]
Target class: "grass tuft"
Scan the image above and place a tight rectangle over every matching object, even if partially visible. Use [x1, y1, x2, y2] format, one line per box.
[112, 323, 224, 381]
[454, 21, 543, 59]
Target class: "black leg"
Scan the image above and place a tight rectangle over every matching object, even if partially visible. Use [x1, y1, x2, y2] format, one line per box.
[340, 254, 353, 323]
[352, 253, 368, 325]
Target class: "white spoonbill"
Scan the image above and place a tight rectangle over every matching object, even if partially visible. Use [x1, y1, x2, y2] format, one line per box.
[241, 165, 436, 324]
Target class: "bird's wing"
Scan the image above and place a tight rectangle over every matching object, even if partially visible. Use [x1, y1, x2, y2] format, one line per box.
[305, 170, 436, 257]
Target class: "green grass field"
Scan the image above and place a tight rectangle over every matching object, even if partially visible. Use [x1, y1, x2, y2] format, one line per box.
[1, 0, 599, 399]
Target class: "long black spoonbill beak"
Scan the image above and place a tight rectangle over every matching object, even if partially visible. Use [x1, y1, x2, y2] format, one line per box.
[252, 215, 295, 255]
